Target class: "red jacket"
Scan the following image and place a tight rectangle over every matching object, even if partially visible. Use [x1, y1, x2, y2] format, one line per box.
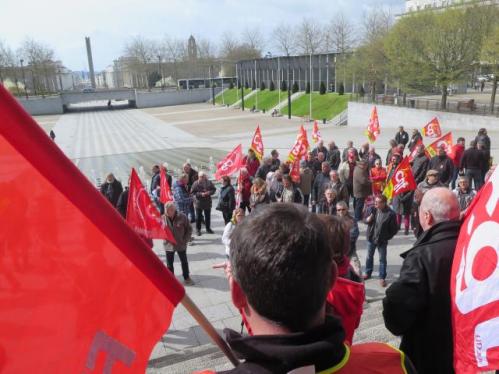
[451, 143, 465, 168]
[243, 156, 260, 178]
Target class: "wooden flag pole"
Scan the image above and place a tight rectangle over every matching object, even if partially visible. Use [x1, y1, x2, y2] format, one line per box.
[181, 294, 240, 367]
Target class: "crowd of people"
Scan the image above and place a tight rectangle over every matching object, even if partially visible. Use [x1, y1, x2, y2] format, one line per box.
[96, 125, 495, 374]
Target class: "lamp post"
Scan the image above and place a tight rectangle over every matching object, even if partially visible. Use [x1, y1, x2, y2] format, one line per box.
[20, 59, 28, 99]
[240, 63, 245, 111]
[157, 55, 163, 90]
[287, 54, 291, 120]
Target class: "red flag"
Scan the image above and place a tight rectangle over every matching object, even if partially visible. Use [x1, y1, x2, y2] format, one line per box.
[0, 86, 184, 373]
[383, 156, 417, 200]
[215, 144, 244, 180]
[425, 132, 453, 158]
[365, 106, 380, 143]
[312, 120, 322, 144]
[290, 160, 301, 183]
[451, 167, 499, 373]
[160, 166, 173, 204]
[288, 125, 309, 162]
[127, 168, 176, 243]
[250, 125, 264, 161]
[422, 117, 442, 138]
[408, 138, 424, 163]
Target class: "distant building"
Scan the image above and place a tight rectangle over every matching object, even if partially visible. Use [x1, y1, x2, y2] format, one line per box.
[405, 0, 499, 13]
[187, 35, 198, 62]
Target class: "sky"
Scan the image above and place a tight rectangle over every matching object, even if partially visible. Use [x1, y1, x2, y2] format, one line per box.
[0, 0, 403, 71]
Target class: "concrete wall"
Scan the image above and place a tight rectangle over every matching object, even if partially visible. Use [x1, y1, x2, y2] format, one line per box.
[348, 101, 499, 132]
[61, 89, 134, 105]
[17, 96, 64, 115]
[135, 88, 222, 108]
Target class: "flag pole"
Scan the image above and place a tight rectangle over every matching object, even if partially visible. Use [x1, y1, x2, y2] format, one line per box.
[181, 294, 240, 367]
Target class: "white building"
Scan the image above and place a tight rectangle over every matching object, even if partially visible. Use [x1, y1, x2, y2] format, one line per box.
[406, 0, 499, 13]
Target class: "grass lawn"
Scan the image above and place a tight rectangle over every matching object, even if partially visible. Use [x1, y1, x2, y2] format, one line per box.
[215, 88, 251, 105]
[243, 90, 286, 112]
[280, 93, 350, 120]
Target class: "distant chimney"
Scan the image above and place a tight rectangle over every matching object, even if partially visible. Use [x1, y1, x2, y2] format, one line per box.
[85, 37, 96, 89]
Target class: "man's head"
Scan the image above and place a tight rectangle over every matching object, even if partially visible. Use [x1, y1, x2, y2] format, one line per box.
[426, 169, 439, 185]
[106, 173, 115, 184]
[457, 137, 465, 146]
[346, 140, 353, 148]
[417, 144, 426, 156]
[271, 149, 279, 159]
[329, 170, 339, 182]
[361, 142, 369, 151]
[329, 141, 336, 150]
[248, 149, 256, 158]
[318, 140, 324, 148]
[458, 176, 470, 192]
[222, 176, 231, 186]
[324, 188, 336, 202]
[438, 145, 447, 157]
[412, 129, 419, 135]
[317, 152, 325, 162]
[368, 145, 376, 154]
[152, 165, 160, 174]
[347, 149, 356, 162]
[282, 175, 293, 189]
[321, 161, 331, 174]
[198, 170, 207, 180]
[419, 188, 460, 231]
[165, 201, 176, 218]
[336, 201, 349, 217]
[470, 140, 477, 149]
[479, 128, 487, 136]
[180, 173, 189, 184]
[375, 195, 387, 210]
[397, 144, 405, 153]
[389, 139, 397, 148]
[398, 126, 404, 133]
[229, 204, 335, 332]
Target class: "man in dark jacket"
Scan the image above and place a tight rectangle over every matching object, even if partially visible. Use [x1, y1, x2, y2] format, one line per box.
[327, 141, 341, 170]
[191, 171, 216, 236]
[150, 165, 161, 194]
[428, 145, 454, 186]
[460, 140, 486, 190]
[255, 157, 273, 180]
[411, 145, 429, 185]
[383, 188, 461, 374]
[407, 129, 423, 152]
[183, 162, 199, 223]
[100, 173, 123, 208]
[395, 126, 409, 147]
[364, 195, 398, 287]
[311, 162, 331, 211]
[116, 186, 129, 218]
[352, 160, 371, 222]
[475, 128, 491, 178]
[312, 140, 328, 160]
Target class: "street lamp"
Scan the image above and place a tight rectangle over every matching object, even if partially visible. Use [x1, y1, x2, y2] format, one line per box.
[20, 59, 28, 99]
[157, 55, 163, 90]
[287, 54, 291, 119]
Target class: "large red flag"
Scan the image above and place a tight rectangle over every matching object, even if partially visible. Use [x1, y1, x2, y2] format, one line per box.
[288, 125, 309, 162]
[408, 138, 424, 163]
[382, 156, 417, 200]
[451, 166, 499, 373]
[425, 132, 453, 158]
[127, 168, 176, 243]
[421, 117, 442, 138]
[160, 166, 173, 204]
[215, 144, 244, 180]
[0, 86, 184, 373]
[365, 106, 380, 143]
[250, 125, 264, 161]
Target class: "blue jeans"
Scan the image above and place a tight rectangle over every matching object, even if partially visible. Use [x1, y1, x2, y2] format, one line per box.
[354, 197, 365, 222]
[365, 241, 388, 279]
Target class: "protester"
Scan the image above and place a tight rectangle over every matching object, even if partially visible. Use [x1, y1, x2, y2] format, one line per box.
[326, 141, 341, 170]
[395, 126, 409, 147]
[407, 129, 423, 152]
[412, 169, 445, 237]
[411, 144, 429, 185]
[329, 170, 349, 206]
[221, 208, 245, 259]
[116, 185, 129, 218]
[341, 140, 355, 161]
[338, 149, 356, 201]
[163, 202, 194, 286]
[314, 152, 326, 175]
[49, 129, 56, 141]
[392, 191, 413, 236]
[173, 173, 193, 217]
[450, 137, 465, 189]
[217, 176, 236, 224]
[150, 165, 161, 195]
[278, 161, 291, 176]
[317, 188, 338, 215]
[477, 141, 491, 184]
[336, 200, 361, 275]
[255, 157, 273, 180]
[370, 159, 387, 195]
[364, 195, 399, 287]
[268, 170, 283, 202]
[428, 145, 454, 186]
[383, 188, 461, 374]
[386, 139, 398, 166]
[275, 175, 303, 204]
[366, 145, 381, 169]
[243, 149, 260, 178]
[396, 143, 405, 158]
[352, 160, 371, 222]
[191, 171, 216, 236]
[312, 140, 328, 159]
[460, 140, 486, 191]
[183, 162, 199, 223]
[100, 173, 123, 208]
[358, 143, 369, 162]
[249, 177, 270, 211]
[453, 176, 476, 215]
[386, 153, 401, 182]
[475, 128, 491, 173]
[311, 161, 332, 211]
[305, 151, 320, 178]
[270, 149, 280, 171]
[318, 214, 365, 345]
[238, 168, 252, 212]
[298, 160, 313, 207]
[217, 203, 415, 373]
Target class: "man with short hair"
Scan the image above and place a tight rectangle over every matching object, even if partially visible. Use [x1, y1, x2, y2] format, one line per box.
[450, 137, 465, 189]
[312, 140, 328, 160]
[460, 140, 485, 190]
[298, 160, 314, 207]
[276, 175, 303, 204]
[100, 173, 123, 208]
[216, 204, 415, 373]
[411, 144, 429, 185]
[342, 140, 358, 162]
[270, 149, 281, 171]
[428, 145, 454, 186]
[311, 161, 332, 211]
[383, 188, 461, 374]
[255, 157, 273, 180]
[352, 160, 371, 222]
[191, 171, 216, 236]
[453, 176, 476, 214]
[329, 170, 349, 205]
[327, 141, 341, 170]
[395, 126, 409, 147]
[183, 162, 199, 223]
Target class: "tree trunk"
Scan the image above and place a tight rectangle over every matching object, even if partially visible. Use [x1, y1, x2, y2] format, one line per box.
[371, 81, 376, 102]
[490, 76, 497, 114]
[441, 85, 448, 110]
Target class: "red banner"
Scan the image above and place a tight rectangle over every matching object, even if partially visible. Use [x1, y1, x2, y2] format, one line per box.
[250, 125, 264, 160]
[383, 156, 417, 200]
[160, 166, 173, 204]
[127, 168, 176, 243]
[451, 167, 499, 373]
[422, 117, 442, 138]
[215, 144, 244, 180]
[425, 132, 453, 158]
[365, 106, 380, 143]
[0, 86, 184, 373]
[312, 120, 322, 144]
[290, 160, 301, 183]
[408, 138, 424, 163]
[288, 125, 309, 162]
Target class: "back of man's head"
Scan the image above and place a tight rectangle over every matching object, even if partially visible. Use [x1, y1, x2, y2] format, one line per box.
[230, 203, 333, 331]
[419, 188, 460, 230]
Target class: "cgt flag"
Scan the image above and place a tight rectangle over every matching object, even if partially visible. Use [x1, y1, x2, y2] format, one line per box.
[288, 125, 310, 162]
[425, 132, 454, 158]
[312, 120, 322, 144]
[422, 117, 442, 138]
[451, 167, 499, 373]
[127, 168, 176, 243]
[365, 106, 380, 143]
[160, 166, 174, 204]
[0, 86, 184, 373]
[383, 156, 417, 200]
[215, 144, 244, 180]
[289, 159, 301, 183]
[250, 125, 264, 161]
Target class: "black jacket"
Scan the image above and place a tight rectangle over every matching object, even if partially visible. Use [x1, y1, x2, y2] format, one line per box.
[366, 206, 398, 244]
[383, 220, 461, 374]
[100, 179, 123, 207]
[411, 154, 429, 185]
[408, 132, 423, 151]
[395, 131, 409, 146]
[428, 155, 454, 185]
[460, 148, 486, 170]
[327, 147, 341, 170]
[256, 164, 272, 180]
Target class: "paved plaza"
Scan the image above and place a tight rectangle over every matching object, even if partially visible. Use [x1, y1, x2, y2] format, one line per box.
[33, 103, 499, 373]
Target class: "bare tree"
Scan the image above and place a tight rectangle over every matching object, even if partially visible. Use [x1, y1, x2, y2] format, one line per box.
[220, 32, 239, 58]
[162, 36, 186, 82]
[241, 27, 265, 54]
[362, 9, 393, 43]
[0, 40, 15, 84]
[272, 24, 296, 55]
[295, 18, 323, 55]
[124, 36, 156, 88]
[197, 38, 216, 61]
[18, 38, 57, 94]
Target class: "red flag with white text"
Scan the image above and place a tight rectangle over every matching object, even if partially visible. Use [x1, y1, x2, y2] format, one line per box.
[422, 117, 442, 138]
[312, 120, 322, 144]
[160, 166, 174, 204]
[215, 144, 244, 180]
[288, 125, 309, 162]
[383, 156, 417, 200]
[0, 86, 184, 373]
[250, 125, 264, 161]
[127, 168, 176, 243]
[425, 132, 454, 158]
[451, 167, 499, 373]
[365, 106, 380, 143]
